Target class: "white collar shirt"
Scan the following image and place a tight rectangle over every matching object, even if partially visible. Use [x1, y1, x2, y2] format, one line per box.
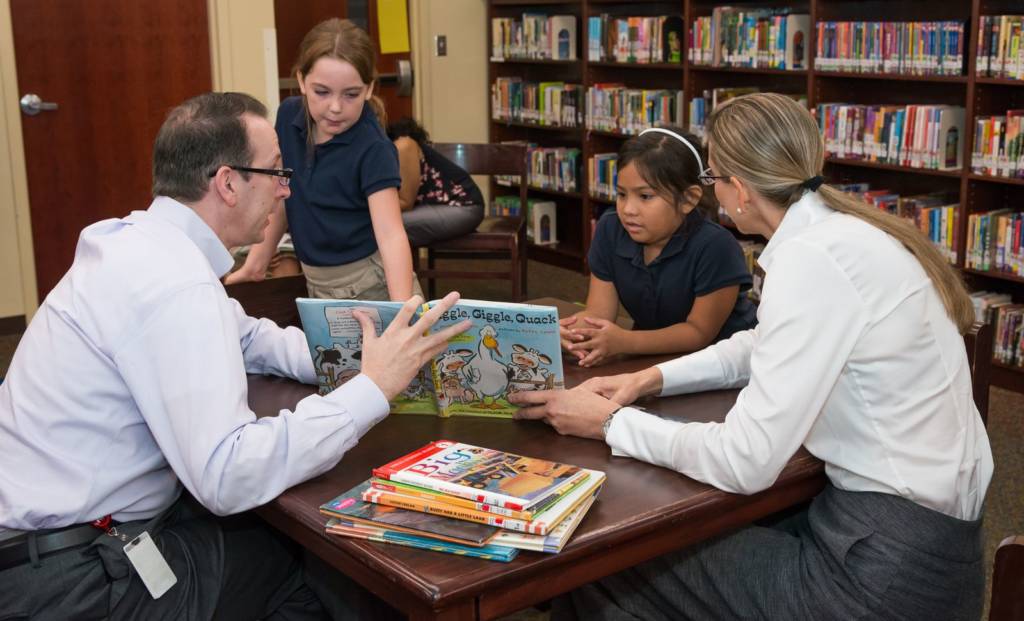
[0, 197, 388, 530]
[605, 191, 993, 521]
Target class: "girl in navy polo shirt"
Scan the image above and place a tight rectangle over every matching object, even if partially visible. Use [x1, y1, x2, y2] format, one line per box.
[562, 127, 757, 366]
[228, 19, 420, 301]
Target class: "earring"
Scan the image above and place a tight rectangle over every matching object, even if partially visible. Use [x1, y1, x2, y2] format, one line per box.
[736, 207, 743, 214]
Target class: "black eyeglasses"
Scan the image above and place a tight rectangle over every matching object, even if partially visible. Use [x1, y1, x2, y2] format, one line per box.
[698, 172, 730, 187]
[210, 165, 293, 186]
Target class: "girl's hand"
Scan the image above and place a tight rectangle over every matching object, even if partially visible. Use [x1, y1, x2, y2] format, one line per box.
[568, 317, 627, 367]
[354, 292, 471, 401]
[559, 316, 585, 359]
[510, 386, 619, 440]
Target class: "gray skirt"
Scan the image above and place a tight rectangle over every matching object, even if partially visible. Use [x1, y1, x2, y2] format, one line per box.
[554, 484, 985, 621]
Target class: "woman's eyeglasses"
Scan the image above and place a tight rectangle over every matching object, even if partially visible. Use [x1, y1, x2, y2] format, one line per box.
[209, 165, 293, 187]
[697, 171, 730, 187]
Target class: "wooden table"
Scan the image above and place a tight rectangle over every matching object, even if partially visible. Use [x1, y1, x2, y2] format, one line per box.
[250, 299, 827, 620]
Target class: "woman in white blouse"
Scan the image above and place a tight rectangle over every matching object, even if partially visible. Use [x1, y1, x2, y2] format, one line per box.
[510, 92, 993, 620]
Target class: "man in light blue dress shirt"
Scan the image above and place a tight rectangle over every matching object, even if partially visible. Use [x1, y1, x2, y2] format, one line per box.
[0, 92, 465, 620]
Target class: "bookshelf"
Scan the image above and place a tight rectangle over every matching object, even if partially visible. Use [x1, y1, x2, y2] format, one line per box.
[486, 0, 1024, 393]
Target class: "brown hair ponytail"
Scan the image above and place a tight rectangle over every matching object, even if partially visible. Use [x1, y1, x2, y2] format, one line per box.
[706, 92, 975, 333]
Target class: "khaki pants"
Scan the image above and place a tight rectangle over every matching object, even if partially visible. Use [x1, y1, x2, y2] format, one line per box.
[301, 251, 423, 301]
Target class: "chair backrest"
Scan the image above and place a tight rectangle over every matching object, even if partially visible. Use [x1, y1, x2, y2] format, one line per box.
[430, 142, 529, 213]
[224, 274, 308, 329]
[990, 535, 1024, 621]
[963, 322, 993, 425]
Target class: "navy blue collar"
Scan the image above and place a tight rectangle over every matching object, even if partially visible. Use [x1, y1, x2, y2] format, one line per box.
[614, 209, 704, 268]
[290, 101, 374, 147]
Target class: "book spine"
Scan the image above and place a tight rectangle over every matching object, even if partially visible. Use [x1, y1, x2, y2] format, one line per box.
[369, 481, 530, 519]
[363, 489, 544, 535]
[383, 473, 526, 511]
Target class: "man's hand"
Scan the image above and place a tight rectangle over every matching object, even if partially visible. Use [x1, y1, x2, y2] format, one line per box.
[567, 317, 628, 367]
[355, 292, 471, 401]
[509, 386, 619, 440]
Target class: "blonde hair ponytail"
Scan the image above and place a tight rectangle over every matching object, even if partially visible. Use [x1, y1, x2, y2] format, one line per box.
[707, 93, 975, 333]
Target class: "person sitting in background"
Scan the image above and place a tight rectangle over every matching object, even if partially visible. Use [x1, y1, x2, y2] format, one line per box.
[386, 117, 485, 247]
[560, 127, 757, 367]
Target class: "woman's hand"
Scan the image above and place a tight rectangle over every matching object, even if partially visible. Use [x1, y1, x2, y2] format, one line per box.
[559, 316, 586, 359]
[577, 370, 651, 406]
[223, 263, 265, 285]
[567, 317, 629, 367]
[509, 386, 619, 440]
[354, 292, 471, 401]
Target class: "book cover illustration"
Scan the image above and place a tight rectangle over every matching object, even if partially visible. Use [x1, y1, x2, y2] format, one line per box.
[296, 298, 438, 414]
[363, 468, 606, 535]
[325, 519, 518, 562]
[374, 440, 588, 511]
[492, 489, 600, 553]
[428, 300, 564, 418]
[319, 479, 499, 546]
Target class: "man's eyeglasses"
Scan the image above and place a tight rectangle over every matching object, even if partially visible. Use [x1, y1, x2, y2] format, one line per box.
[210, 165, 293, 186]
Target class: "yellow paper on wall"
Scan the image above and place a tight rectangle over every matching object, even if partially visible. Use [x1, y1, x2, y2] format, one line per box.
[377, 0, 410, 54]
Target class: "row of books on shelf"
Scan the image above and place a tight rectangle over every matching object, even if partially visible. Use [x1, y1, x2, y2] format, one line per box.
[491, 79, 583, 128]
[587, 14, 685, 64]
[491, 196, 559, 245]
[585, 85, 683, 135]
[689, 9, 809, 70]
[320, 441, 605, 560]
[493, 143, 581, 194]
[970, 292, 1024, 367]
[814, 21, 966, 76]
[588, 152, 618, 202]
[688, 88, 806, 138]
[737, 240, 766, 301]
[817, 103, 964, 171]
[972, 110, 1024, 179]
[837, 183, 960, 263]
[491, 14, 576, 61]
[966, 210, 1024, 277]
[976, 15, 1024, 80]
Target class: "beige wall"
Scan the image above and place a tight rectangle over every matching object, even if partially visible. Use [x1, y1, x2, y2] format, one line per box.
[0, 0, 485, 320]
[410, 0, 488, 144]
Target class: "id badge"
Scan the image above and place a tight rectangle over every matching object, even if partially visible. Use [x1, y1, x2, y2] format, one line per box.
[123, 531, 177, 599]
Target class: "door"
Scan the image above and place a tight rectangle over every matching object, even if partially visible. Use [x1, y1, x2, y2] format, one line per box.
[274, 0, 413, 124]
[11, 0, 212, 300]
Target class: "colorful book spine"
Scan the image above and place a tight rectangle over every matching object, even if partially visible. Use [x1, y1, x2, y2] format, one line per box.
[325, 519, 518, 562]
[815, 20, 964, 75]
[362, 487, 545, 534]
[369, 479, 536, 520]
[976, 15, 1024, 80]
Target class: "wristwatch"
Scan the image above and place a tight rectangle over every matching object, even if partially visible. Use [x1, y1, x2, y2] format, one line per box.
[601, 406, 623, 440]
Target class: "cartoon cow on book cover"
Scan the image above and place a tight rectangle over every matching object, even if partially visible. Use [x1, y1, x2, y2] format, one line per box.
[436, 349, 478, 404]
[506, 344, 556, 394]
[312, 339, 361, 394]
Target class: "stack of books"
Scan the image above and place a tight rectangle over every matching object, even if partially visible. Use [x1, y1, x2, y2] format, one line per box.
[320, 441, 606, 562]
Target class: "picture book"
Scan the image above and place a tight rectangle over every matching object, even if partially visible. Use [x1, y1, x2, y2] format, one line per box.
[369, 478, 559, 520]
[296, 298, 564, 418]
[319, 479, 499, 547]
[363, 468, 606, 536]
[373, 440, 590, 511]
[325, 519, 519, 562]
[493, 489, 600, 553]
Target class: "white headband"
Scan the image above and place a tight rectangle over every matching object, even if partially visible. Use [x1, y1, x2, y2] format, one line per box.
[639, 128, 707, 173]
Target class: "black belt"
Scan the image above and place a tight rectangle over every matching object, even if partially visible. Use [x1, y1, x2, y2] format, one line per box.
[0, 523, 102, 571]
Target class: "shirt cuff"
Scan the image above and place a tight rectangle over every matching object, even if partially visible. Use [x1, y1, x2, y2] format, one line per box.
[321, 373, 390, 439]
[656, 347, 726, 396]
[605, 406, 689, 466]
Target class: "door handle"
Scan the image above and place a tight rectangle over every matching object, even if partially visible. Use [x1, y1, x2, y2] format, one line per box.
[20, 93, 58, 116]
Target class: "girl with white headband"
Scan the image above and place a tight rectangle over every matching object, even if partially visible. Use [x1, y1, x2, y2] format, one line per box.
[560, 125, 757, 367]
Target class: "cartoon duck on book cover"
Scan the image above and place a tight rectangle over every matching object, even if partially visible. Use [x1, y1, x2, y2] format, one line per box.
[428, 300, 564, 418]
[296, 299, 438, 414]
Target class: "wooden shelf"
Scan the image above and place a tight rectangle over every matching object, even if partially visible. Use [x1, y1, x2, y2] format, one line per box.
[814, 70, 967, 83]
[589, 194, 616, 204]
[491, 119, 583, 133]
[528, 243, 585, 271]
[974, 77, 1024, 86]
[992, 363, 1024, 394]
[496, 182, 584, 200]
[587, 61, 684, 71]
[966, 173, 1024, 187]
[689, 65, 807, 76]
[824, 157, 963, 178]
[490, 57, 580, 65]
[587, 129, 636, 139]
[963, 268, 1024, 285]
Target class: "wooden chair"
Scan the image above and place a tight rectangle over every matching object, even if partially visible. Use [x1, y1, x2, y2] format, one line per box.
[964, 322, 994, 425]
[990, 535, 1024, 621]
[413, 143, 529, 302]
[224, 274, 308, 329]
